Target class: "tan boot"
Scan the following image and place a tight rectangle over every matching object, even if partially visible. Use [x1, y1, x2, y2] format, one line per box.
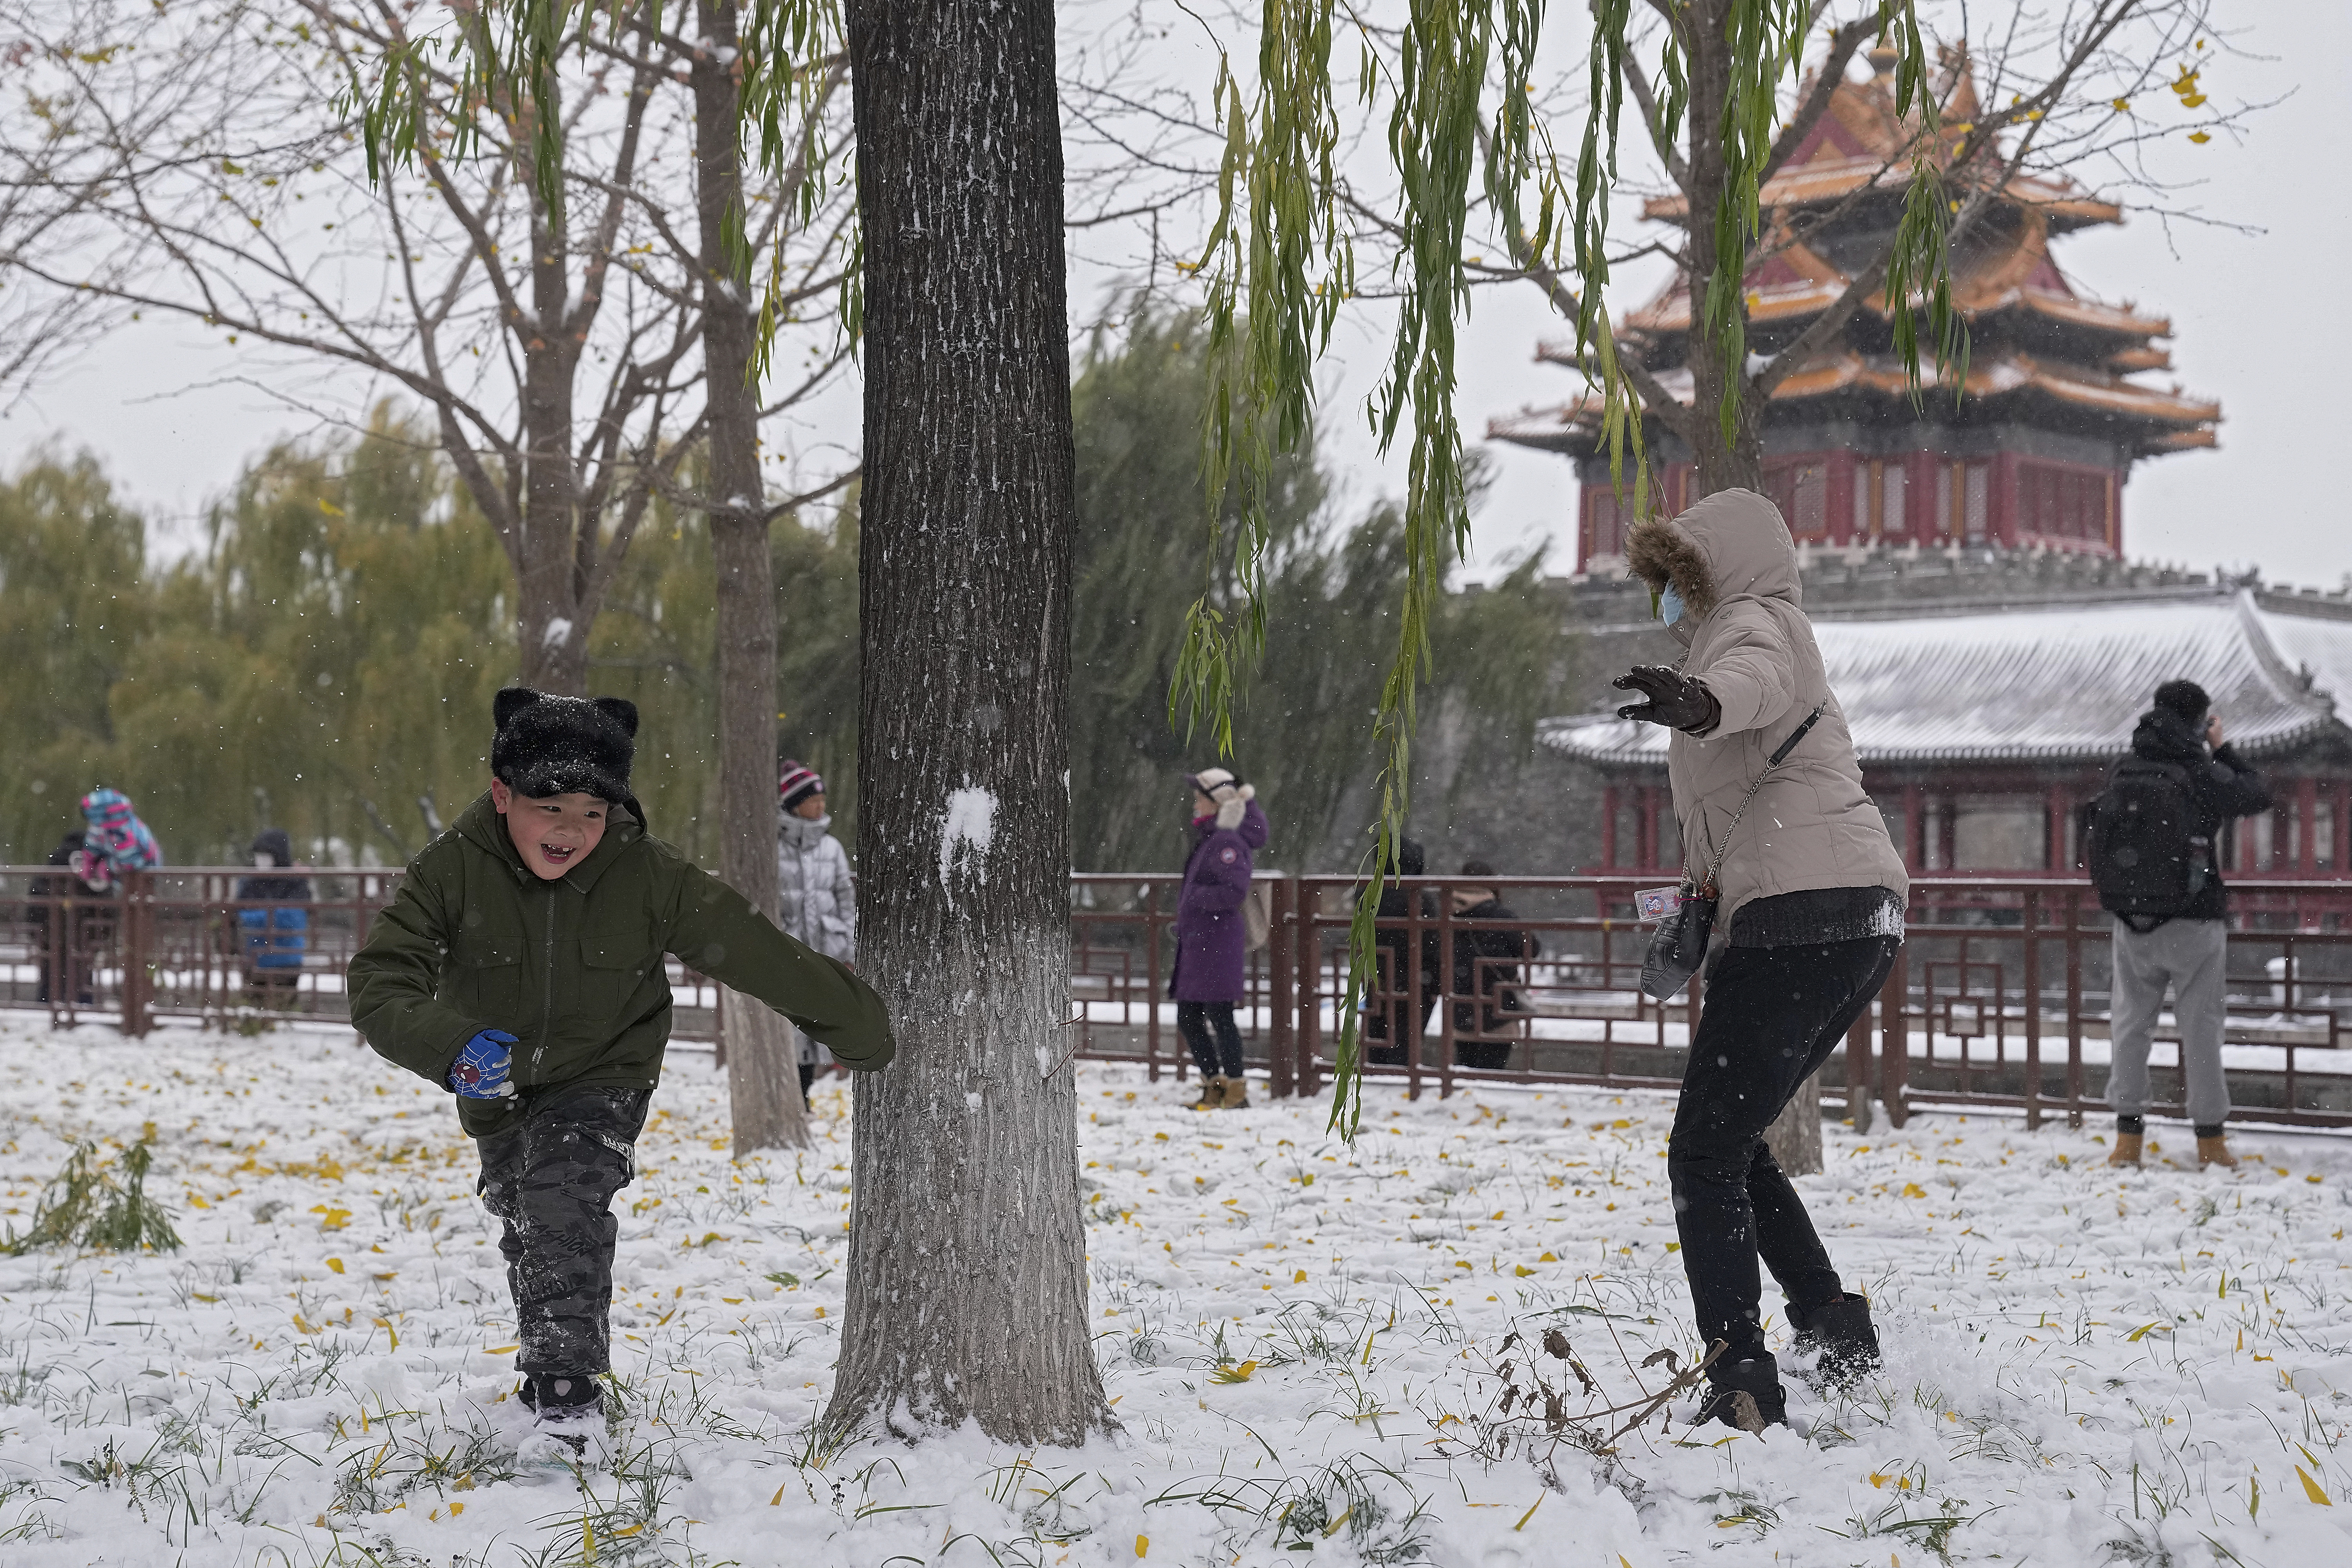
[1221, 1075, 1250, 1111]
[2106, 1134, 2143, 1168]
[1191, 1076, 1227, 1111]
[2196, 1135, 2239, 1170]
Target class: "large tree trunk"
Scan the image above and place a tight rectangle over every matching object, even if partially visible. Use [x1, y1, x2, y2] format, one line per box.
[1764, 1085, 1823, 1175]
[826, 0, 1104, 1445]
[1685, 3, 1814, 1174]
[1679, 0, 1765, 498]
[694, 0, 810, 1155]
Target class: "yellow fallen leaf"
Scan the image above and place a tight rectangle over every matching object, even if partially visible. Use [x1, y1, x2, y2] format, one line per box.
[1538, 1251, 1557, 1262]
[2298, 1465, 2333, 1505]
[1514, 1265, 1537, 1278]
[192, 1293, 220, 1303]
[1209, 1360, 1258, 1384]
[2188, 130, 2210, 143]
[1901, 1182, 1927, 1199]
[771, 1481, 787, 1506]
[2126, 1322, 2172, 1342]
[1514, 1493, 1544, 1530]
[1666, 1242, 1682, 1253]
[1490, 1210, 1505, 1221]
[311, 1207, 352, 1232]
[326, 1258, 345, 1274]
[450, 1501, 464, 1515]
[1293, 1270, 1308, 1283]
[485, 1343, 519, 1354]
[1136, 1534, 1149, 1558]
[292, 1312, 321, 1334]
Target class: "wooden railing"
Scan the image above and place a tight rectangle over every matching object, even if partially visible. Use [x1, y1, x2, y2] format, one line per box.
[5, 868, 2349, 1130]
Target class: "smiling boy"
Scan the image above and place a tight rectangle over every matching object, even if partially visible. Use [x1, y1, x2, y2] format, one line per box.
[348, 689, 893, 1461]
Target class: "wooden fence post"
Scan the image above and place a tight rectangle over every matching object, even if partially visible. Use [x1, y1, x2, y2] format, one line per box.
[121, 870, 151, 1038]
[2022, 887, 2043, 1131]
[1268, 877, 1297, 1099]
[1881, 940, 1907, 1128]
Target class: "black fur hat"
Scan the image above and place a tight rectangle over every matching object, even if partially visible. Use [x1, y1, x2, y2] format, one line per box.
[491, 688, 639, 805]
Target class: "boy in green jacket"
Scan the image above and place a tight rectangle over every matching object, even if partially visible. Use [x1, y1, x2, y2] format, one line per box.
[348, 689, 893, 1459]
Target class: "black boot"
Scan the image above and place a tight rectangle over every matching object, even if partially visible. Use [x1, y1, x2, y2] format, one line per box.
[1789, 1293, 1882, 1390]
[1696, 1350, 1788, 1433]
[519, 1374, 606, 1453]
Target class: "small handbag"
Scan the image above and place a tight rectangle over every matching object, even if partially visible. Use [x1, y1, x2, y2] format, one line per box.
[1638, 703, 1826, 1002]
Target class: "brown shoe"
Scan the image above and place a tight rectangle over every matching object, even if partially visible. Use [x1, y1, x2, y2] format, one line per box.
[2196, 1135, 2239, 1169]
[1191, 1076, 1228, 1111]
[1221, 1076, 1250, 1111]
[2106, 1133, 2143, 1168]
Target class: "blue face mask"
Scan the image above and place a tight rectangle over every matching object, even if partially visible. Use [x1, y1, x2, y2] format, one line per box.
[1658, 583, 1686, 626]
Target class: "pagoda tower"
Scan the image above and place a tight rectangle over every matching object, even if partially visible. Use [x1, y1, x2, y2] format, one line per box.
[1490, 47, 2221, 574]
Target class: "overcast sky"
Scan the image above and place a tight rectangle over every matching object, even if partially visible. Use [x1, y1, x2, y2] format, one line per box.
[4, 2, 2341, 588]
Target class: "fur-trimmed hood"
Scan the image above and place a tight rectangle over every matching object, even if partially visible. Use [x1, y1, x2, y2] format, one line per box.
[1624, 488, 1802, 637]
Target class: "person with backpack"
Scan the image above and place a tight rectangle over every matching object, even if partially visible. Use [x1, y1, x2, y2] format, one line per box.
[1170, 768, 1267, 1111]
[1617, 489, 1908, 1434]
[2084, 681, 2271, 1170]
[1447, 860, 1539, 1071]
[237, 828, 314, 1006]
[1359, 837, 1439, 1068]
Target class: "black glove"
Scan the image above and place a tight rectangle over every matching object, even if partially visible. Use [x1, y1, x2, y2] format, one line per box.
[1612, 665, 1721, 733]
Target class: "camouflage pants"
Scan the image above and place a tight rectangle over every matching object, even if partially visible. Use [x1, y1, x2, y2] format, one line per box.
[476, 1083, 650, 1378]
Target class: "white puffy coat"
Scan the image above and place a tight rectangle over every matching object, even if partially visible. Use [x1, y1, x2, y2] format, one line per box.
[779, 813, 857, 1063]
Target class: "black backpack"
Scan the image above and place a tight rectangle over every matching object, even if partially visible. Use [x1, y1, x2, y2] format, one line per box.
[2083, 757, 2210, 932]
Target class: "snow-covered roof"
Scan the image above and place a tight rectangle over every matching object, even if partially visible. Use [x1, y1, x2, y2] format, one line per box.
[1543, 592, 2344, 768]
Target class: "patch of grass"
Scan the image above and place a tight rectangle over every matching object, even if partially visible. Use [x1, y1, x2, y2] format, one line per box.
[2, 1140, 181, 1255]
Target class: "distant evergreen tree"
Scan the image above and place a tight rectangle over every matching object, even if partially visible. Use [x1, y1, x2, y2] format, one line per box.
[1069, 309, 1571, 873]
[0, 452, 150, 860]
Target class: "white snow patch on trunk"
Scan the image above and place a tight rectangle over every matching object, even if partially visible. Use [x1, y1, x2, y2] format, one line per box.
[936, 785, 997, 902]
[541, 617, 573, 650]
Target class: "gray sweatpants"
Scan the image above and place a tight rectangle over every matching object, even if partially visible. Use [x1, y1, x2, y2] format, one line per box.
[2107, 918, 2231, 1129]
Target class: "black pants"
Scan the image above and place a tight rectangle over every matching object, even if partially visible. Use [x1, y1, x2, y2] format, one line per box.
[1177, 1002, 1245, 1079]
[477, 1083, 651, 1379]
[799, 1063, 817, 1097]
[1668, 936, 1897, 1356]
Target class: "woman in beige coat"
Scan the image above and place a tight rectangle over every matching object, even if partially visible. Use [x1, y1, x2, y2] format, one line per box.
[1613, 488, 1907, 1432]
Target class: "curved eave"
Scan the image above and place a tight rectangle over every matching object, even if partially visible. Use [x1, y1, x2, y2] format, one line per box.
[1541, 595, 2341, 772]
[1641, 162, 2121, 230]
[1542, 710, 2338, 772]
[1619, 284, 2171, 342]
[1498, 350, 2220, 455]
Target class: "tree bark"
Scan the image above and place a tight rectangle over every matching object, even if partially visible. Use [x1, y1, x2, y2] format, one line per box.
[1688, 2, 1813, 1175]
[1680, 0, 1764, 497]
[827, 0, 1105, 1445]
[1765, 1080, 1823, 1176]
[693, 0, 810, 1154]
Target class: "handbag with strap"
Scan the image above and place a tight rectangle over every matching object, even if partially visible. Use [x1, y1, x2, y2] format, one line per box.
[1638, 703, 1826, 1002]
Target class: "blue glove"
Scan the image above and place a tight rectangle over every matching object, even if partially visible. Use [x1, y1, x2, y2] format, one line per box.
[449, 1030, 518, 1099]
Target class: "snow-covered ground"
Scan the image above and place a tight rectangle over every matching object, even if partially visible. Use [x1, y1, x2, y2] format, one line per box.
[0, 1017, 2348, 1567]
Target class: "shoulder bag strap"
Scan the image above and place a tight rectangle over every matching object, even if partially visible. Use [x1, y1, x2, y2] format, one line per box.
[1693, 703, 1827, 896]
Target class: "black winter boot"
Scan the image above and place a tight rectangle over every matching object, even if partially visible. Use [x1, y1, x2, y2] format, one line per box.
[1789, 1293, 1882, 1390]
[519, 1374, 608, 1459]
[1695, 1350, 1788, 1433]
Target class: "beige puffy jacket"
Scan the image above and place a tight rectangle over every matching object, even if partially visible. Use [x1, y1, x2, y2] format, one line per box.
[1625, 489, 1907, 930]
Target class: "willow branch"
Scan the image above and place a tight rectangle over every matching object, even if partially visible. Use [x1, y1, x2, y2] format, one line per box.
[1758, 17, 1878, 186]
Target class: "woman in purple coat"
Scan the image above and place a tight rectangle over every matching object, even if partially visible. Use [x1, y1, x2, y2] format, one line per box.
[1171, 768, 1268, 1110]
